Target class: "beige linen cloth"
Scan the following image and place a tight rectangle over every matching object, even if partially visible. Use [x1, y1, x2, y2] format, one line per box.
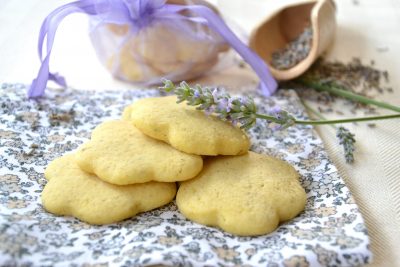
[217, 1, 400, 266]
[0, 0, 399, 266]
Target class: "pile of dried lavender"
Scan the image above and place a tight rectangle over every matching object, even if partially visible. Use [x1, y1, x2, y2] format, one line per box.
[270, 26, 313, 70]
[286, 57, 393, 116]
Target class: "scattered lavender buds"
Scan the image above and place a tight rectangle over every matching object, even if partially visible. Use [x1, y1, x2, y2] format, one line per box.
[290, 57, 393, 115]
[271, 26, 313, 70]
[336, 126, 356, 163]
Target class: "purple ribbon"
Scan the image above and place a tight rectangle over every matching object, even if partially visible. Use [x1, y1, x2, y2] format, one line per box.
[29, 0, 277, 98]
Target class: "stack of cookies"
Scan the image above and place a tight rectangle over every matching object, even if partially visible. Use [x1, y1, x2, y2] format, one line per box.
[42, 96, 306, 236]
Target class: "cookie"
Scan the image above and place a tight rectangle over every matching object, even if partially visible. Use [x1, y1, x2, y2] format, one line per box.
[107, 42, 162, 82]
[123, 96, 250, 155]
[42, 154, 176, 225]
[176, 151, 307, 236]
[105, 20, 226, 83]
[133, 21, 225, 68]
[75, 120, 203, 185]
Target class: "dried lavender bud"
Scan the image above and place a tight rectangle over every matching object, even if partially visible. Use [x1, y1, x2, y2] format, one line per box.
[48, 107, 76, 126]
[336, 126, 356, 163]
[271, 26, 313, 70]
[269, 109, 296, 130]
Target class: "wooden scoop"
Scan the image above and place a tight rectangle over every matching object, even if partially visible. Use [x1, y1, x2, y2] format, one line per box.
[249, 0, 336, 80]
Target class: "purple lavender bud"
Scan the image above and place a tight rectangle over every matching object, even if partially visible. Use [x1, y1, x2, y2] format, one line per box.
[193, 90, 201, 99]
[211, 89, 219, 102]
[217, 98, 227, 111]
[269, 106, 281, 115]
[227, 98, 234, 112]
[205, 106, 215, 116]
[217, 98, 233, 113]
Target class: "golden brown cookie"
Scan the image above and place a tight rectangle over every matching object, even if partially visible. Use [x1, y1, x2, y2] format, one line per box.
[75, 120, 203, 185]
[176, 151, 307, 236]
[42, 154, 176, 225]
[123, 96, 250, 155]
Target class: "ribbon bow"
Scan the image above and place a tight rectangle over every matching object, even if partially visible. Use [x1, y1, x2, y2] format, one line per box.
[29, 0, 277, 98]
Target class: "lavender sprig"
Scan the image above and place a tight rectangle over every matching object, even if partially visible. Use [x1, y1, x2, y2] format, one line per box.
[162, 80, 260, 129]
[161, 80, 400, 163]
[300, 99, 357, 163]
[336, 126, 356, 163]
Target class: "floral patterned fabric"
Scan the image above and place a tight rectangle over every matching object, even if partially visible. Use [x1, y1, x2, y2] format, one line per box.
[0, 83, 371, 267]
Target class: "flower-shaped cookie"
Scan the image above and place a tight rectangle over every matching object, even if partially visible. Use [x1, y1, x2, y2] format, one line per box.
[123, 96, 250, 155]
[176, 151, 307, 236]
[42, 154, 176, 225]
[75, 120, 203, 185]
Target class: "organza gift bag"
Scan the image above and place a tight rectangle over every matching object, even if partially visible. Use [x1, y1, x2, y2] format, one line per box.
[91, 0, 229, 84]
[29, 0, 277, 98]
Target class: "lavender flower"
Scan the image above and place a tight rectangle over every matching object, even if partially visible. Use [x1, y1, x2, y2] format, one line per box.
[217, 97, 233, 113]
[161, 80, 262, 130]
[269, 110, 296, 129]
[336, 126, 356, 163]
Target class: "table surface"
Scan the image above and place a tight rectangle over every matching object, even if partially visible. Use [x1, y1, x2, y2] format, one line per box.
[0, 0, 399, 266]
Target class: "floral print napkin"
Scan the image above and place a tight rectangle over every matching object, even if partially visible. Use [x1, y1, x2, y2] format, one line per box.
[0, 83, 371, 266]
